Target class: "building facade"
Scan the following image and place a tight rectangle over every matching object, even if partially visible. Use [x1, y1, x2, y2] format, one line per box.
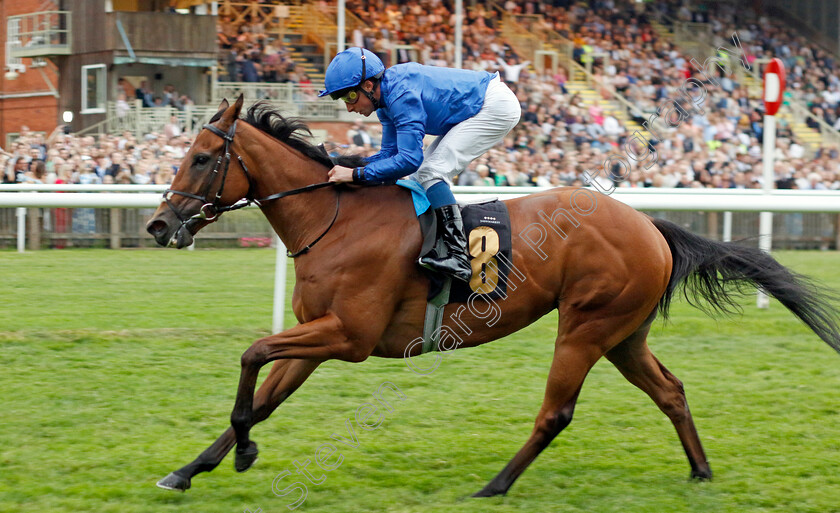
[2, 0, 217, 146]
[1, 0, 61, 147]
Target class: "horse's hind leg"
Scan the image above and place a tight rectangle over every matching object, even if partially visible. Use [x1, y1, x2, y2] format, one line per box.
[157, 358, 320, 491]
[473, 330, 604, 497]
[605, 326, 712, 480]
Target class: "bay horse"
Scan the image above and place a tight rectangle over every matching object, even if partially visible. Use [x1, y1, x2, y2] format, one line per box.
[146, 97, 840, 496]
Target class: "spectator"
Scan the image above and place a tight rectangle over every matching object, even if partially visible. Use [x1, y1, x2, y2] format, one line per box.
[135, 80, 154, 108]
[349, 121, 374, 147]
[163, 116, 182, 140]
[497, 56, 531, 83]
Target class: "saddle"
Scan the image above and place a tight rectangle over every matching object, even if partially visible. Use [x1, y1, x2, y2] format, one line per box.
[419, 198, 514, 301]
[417, 197, 516, 353]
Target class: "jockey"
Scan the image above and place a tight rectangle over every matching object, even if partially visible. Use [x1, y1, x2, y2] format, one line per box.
[320, 47, 521, 282]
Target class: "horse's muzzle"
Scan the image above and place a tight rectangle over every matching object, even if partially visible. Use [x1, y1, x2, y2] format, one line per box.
[146, 216, 196, 248]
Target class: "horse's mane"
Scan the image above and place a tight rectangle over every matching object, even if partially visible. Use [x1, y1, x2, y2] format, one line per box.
[221, 101, 367, 169]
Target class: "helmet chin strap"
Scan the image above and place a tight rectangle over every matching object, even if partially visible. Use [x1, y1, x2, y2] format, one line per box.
[356, 51, 382, 110]
[360, 84, 381, 110]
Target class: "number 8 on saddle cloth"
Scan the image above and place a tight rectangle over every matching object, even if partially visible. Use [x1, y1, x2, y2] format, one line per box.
[422, 199, 515, 304]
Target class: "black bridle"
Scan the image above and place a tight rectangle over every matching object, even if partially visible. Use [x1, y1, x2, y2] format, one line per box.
[163, 120, 341, 257]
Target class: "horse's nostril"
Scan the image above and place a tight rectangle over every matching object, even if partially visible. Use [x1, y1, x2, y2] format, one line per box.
[147, 219, 168, 237]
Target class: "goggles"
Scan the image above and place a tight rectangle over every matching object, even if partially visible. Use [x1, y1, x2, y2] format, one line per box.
[339, 89, 361, 104]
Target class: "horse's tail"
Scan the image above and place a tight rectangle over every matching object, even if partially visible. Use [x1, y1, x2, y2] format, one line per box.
[651, 217, 840, 353]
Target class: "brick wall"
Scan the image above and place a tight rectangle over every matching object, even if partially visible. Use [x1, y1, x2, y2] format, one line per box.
[0, 96, 59, 144]
[0, 0, 60, 146]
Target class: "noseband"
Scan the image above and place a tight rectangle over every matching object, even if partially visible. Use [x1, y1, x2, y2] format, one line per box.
[162, 120, 341, 257]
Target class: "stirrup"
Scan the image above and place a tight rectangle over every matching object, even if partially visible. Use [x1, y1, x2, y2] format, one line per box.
[418, 256, 433, 270]
[419, 253, 472, 282]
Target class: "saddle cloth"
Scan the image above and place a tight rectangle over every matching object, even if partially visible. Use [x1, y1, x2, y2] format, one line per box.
[420, 198, 514, 303]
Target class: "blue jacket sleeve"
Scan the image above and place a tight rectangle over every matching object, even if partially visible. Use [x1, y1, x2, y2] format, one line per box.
[363, 117, 397, 165]
[362, 90, 426, 181]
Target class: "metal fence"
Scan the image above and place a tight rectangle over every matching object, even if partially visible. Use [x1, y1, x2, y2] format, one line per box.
[78, 86, 344, 138]
[77, 102, 220, 138]
[0, 207, 274, 250]
[6, 10, 71, 59]
[2, 208, 837, 251]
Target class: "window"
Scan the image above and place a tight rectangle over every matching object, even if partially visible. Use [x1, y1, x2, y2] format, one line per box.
[5, 18, 25, 72]
[81, 64, 107, 114]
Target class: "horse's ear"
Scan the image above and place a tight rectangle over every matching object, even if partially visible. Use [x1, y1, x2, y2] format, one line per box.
[208, 99, 229, 123]
[213, 95, 243, 126]
[232, 94, 244, 119]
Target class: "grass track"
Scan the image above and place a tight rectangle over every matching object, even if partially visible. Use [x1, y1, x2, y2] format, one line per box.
[1, 248, 839, 513]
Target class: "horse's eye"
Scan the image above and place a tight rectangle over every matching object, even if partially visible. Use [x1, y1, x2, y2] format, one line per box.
[194, 155, 210, 166]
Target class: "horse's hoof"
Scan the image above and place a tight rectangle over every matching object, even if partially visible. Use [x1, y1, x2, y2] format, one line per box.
[472, 486, 505, 498]
[235, 441, 259, 473]
[690, 468, 713, 481]
[156, 472, 191, 491]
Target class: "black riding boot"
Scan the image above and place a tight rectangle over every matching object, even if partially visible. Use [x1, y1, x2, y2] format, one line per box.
[420, 205, 473, 282]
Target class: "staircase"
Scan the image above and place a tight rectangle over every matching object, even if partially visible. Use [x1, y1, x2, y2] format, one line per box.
[653, 17, 831, 152]
[650, 20, 674, 43]
[264, 6, 326, 84]
[281, 33, 326, 84]
[782, 110, 823, 154]
[494, 7, 643, 137]
[565, 65, 643, 134]
[216, 1, 332, 84]
[269, 4, 371, 85]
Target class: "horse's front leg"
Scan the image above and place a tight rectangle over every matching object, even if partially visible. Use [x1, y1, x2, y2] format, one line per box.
[231, 313, 368, 472]
[157, 358, 321, 491]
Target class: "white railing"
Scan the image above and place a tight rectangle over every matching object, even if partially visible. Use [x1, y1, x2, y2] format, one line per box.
[212, 82, 324, 103]
[4, 185, 840, 219]
[5, 184, 840, 198]
[6, 11, 71, 59]
[76, 101, 220, 138]
[4, 187, 840, 333]
[212, 83, 344, 121]
[213, 83, 343, 119]
[0, 184, 167, 192]
[78, 89, 347, 137]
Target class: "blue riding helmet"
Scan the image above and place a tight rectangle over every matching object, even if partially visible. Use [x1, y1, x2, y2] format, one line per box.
[318, 47, 385, 100]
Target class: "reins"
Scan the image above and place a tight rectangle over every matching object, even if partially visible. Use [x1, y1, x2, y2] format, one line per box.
[163, 120, 341, 257]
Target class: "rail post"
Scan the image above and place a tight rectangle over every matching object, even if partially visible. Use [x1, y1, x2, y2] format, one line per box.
[707, 211, 719, 240]
[27, 207, 41, 250]
[723, 211, 733, 242]
[110, 208, 121, 249]
[835, 213, 840, 251]
[16, 207, 26, 253]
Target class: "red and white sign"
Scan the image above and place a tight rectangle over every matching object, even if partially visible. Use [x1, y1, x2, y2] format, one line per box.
[763, 58, 786, 116]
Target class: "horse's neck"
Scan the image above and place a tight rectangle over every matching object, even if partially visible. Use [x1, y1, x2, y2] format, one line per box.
[242, 135, 334, 252]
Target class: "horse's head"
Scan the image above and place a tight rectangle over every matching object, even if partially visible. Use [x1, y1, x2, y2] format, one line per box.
[146, 95, 253, 248]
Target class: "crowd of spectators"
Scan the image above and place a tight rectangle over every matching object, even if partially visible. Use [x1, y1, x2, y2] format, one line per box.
[328, 0, 840, 191]
[659, 0, 840, 132]
[4, 0, 840, 193]
[118, 78, 196, 111]
[217, 11, 314, 85]
[0, 125, 191, 239]
[1, 125, 188, 187]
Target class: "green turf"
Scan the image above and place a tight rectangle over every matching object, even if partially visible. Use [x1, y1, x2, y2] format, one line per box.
[1, 249, 839, 513]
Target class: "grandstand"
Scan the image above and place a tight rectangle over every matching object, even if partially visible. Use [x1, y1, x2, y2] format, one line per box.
[1, 0, 839, 249]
